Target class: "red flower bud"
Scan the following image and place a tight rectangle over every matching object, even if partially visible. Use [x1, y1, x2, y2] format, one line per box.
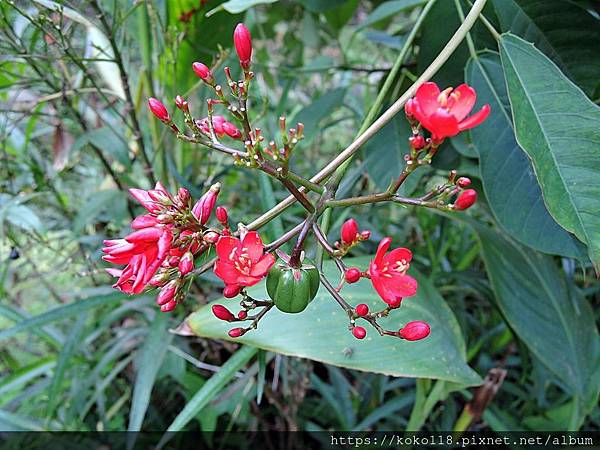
[457, 177, 471, 187]
[223, 284, 241, 298]
[148, 97, 170, 122]
[228, 327, 245, 338]
[359, 230, 371, 240]
[178, 188, 191, 205]
[192, 62, 212, 82]
[454, 189, 477, 210]
[345, 267, 361, 284]
[156, 280, 178, 306]
[212, 304, 235, 322]
[160, 299, 178, 313]
[215, 206, 228, 225]
[233, 23, 252, 68]
[178, 251, 194, 276]
[355, 303, 369, 317]
[399, 321, 430, 341]
[409, 135, 426, 150]
[237, 310, 247, 320]
[192, 182, 221, 225]
[175, 95, 188, 113]
[341, 219, 359, 245]
[352, 326, 367, 340]
[204, 231, 220, 244]
[221, 121, 242, 139]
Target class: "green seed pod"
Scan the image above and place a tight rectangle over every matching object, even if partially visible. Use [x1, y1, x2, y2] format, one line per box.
[266, 261, 320, 313]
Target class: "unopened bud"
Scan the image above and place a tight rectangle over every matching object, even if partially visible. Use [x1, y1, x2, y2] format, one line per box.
[175, 95, 189, 113]
[454, 189, 477, 210]
[192, 62, 213, 82]
[341, 219, 359, 245]
[352, 326, 367, 340]
[228, 327, 245, 338]
[399, 321, 430, 341]
[215, 206, 228, 225]
[212, 304, 235, 321]
[359, 230, 371, 240]
[178, 251, 194, 275]
[345, 268, 361, 284]
[148, 97, 170, 122]
[178, 187, 191, 205]
[160, 299, 178, 312]
[237, 310, 247, 320]
[409, 135, 426, 150]
[233, 23, 252, 69]
[156, 280, 178, 306]
[222, 121, 242, 139]
[404, 98, 415, 120]
[457, 177, 471, 187]
[355, 303, 369, 317]
[192, 183, 221, 225]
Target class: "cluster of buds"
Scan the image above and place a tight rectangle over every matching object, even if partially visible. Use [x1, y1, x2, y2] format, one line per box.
[335, 219, 371, 256]
[103, 182, 227, 312]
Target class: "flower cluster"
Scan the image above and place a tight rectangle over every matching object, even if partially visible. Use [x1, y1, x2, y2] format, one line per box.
[104, 22, 491, 344]
[103, 182, 224, 312]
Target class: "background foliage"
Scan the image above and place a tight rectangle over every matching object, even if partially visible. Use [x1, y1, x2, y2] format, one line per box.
[1, 0, 599, 435]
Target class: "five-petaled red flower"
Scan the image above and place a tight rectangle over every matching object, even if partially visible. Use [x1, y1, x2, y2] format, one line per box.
[410, 82, 490, 142]
[214, 231, 276, 291]
[369, 237, 417, 307]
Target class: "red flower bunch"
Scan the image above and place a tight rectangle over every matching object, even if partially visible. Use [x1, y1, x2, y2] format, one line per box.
[103, 182, 224, 312]
[406, 82, 490, 142]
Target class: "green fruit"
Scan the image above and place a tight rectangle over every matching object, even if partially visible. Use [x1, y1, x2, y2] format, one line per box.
[266, 261, 320, 313]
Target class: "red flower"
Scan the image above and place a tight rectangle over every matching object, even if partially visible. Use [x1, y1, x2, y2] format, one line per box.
[214, 231, 276, 289]
[368, 237, 417, 307]
[102, 226, 172, 294]
[411, 82, 490, 142]
[233, 23, 252, 68]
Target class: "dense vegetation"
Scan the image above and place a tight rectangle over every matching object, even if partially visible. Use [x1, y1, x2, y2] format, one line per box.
[1, 0, 599, 436]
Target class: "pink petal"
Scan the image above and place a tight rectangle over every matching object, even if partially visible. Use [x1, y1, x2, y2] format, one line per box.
[250, 253, 276, 277]
[386, 274, 418, 297]
[125, 227, 162, 243]
[216, 235, 241, 260]
[214, 260, 242, 284]
[458, 104, 491, 131]
[384, 247, 413, 265]
[414, 82, 441, 117]
[131, 215, 158, 230]
[373, 237, 392, 267]
[241, 231, 264, 261]
[428, 108, 460, 139]
[447, 84, 476, 121]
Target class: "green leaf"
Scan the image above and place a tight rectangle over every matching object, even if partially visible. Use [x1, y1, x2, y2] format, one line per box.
[298, 0, 348, 13]
[186, 257, 481, 386]
[162, 346, 257, 435]
[466, 51, 586, 258]
[128, 313, 173, 431]
[499, 33, 600, 271]
[292, 88, 347, 143]
[71, 127, 130, 169]
[45, 315, 86, 420]
[207, 0, 278, 16]
[358, 0, 426, 30]
[492, 0, 600, 97]
[472, 221, 600, 425]
[0, 292, 127, 341]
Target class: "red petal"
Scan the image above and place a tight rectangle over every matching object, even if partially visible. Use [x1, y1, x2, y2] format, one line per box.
[214, 260, 242, 284]
[250, 253, 276, 277]
[370, 273, 400, 304]
[386, 274, 418, 297]
[131, 215, 158, 230]
[428, 108, 459, 139]
[235, 275, 263, 287]
[125, 227, 162, 243]
[373, 237, 392, 267]
[458, 104, 491, 131]
[414, 82, 441, 117]
[447, 84, 476, 121]
[384, 247, 413, 265]
[216, 235, 241, 260]
[242, 231, 264, 261]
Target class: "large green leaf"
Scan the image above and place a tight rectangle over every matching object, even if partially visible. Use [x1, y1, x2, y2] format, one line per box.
[492, 0, 600, 97]
[187, 257, 481, 386]
[472, 221, 600, 427]
[499, 33, 600, 271]
[466, 51, 585, 258]
[357, 0, 426, 30]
